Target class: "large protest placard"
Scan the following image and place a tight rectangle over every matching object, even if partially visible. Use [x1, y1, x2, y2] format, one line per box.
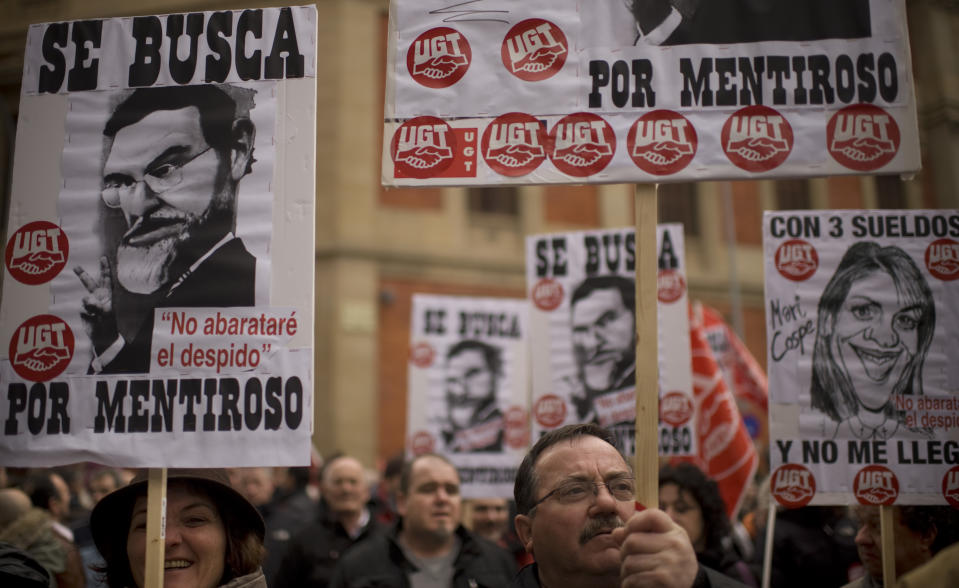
[0, 6, 316, 467]
[764, 210, 959, 507]
[526, 225, 693, 457]
[407, 294, 529, 498]
[383, 0, 919, 186]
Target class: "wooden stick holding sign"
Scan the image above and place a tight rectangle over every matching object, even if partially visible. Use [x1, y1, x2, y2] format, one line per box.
[144, 468, 167, 588]
[880, 505, 896, 588]
[633, 186, 659, 508]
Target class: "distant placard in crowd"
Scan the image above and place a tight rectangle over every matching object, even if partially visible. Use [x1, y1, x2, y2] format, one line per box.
[764, 210, 959, 507]
[383, 0, 919, 186]
[0, 6, 317, 467]
[526, 225, 694, 458]
[407, 294, 530, 498]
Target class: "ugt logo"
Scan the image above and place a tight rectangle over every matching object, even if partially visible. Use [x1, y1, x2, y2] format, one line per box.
[827, 104, 900, 172]
[549, 113, 616, 178]
[10, 314, 74, 382]
[501, 19, 568, 82]
[774, 239, 818, 282]
[391, 116, 456, 179]
[627, 110, 697, 176]
[5, 221, 69, 285]
[482, 112, 547, 177]
[407, 27, 471, 89]
[722, 105, 794, 173]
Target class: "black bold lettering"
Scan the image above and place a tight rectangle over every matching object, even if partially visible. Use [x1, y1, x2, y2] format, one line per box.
[4, 384, 27, 435]
[265, 377, 283, 430]
[27, 384, 47, 435]
[205, 12, 233, 83]
[264, 7, 305, 79]
[834, 54, 856, 104]
[129, 16, 163, 87]
[856, 53, 876, 103]
[166, 13, 204, 84]
[217, 378, 241, 431]
[47, 382, 70, 434]
[715, 58, 737, 106]
[129, 380, 150, 433]
[38, 23, 69, 93]
[680, 58, 714, 107]
[766, 56, 790, 105]
[807, 55, 833, 104]
[179, 379, 202, 431]
[94, 381, 127, 433]
[236, 10, 263, 81]
[151, 380, 176, 432]
[738, 56, 763, 105]
[244, 378, 263, 430]
[631, 59, 655, 107]
[66, 20, 102, 92]
[285, 377, 303, 429]
[877, 53, 897, 102]
[588, 60, 609, 108]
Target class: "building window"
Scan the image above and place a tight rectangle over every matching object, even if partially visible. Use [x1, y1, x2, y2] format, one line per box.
[875, 175, 907, 209]
[468, 186, 519, 216]
[658, 183, 699, 237]
[775, 179, 811, 210]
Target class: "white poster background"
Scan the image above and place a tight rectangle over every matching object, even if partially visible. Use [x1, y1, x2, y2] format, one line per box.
[764, 210, 959, 505]
[383, 0, 919, 186]
[0, 6, 316, 468]
[407, 294, 530, 499]
[526, 225, 694, 458]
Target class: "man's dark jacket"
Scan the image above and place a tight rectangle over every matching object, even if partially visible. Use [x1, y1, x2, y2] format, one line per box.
[104, 237, 255, 373]
[510, 562, 749, 587]
[329, 522, 516, 588]
[273, 499, 382, 588]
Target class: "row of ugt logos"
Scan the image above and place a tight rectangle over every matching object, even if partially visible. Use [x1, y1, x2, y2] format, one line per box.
[392, 104, 900, 178]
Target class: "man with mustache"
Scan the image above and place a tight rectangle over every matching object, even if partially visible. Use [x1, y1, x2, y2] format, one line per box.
[74, 85, 256, 373]
[569, 276, 637, 426]
[442, 340, 504, 453]
[511, 424, 745, 587]
[330, 453, 516, 587]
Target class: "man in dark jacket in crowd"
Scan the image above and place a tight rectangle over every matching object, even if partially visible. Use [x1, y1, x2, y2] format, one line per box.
[510, 424, 746, 587]
[275, 456, 381, 587]
[330, 453, 516, 587]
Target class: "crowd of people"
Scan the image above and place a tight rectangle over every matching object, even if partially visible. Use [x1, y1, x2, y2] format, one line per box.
[1, 427, 958, 587]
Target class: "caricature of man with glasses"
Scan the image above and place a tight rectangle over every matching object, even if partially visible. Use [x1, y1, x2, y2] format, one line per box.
[73, 85, 257, 373]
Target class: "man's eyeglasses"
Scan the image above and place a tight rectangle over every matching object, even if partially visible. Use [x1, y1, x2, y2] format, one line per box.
[531, 476, 635, 511]
[101, 146, 214, 208]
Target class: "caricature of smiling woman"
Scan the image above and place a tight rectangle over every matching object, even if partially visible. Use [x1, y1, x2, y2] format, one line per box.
[811, 242, 935, 440]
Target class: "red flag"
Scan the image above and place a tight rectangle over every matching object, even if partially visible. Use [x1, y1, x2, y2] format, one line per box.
[672, 303, 758, 521]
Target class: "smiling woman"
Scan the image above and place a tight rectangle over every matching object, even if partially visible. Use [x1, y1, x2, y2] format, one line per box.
[810, 242, 936, 440]
[90, 469, 267, 588]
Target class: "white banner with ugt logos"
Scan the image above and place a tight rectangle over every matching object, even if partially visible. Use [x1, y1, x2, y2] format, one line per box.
[407, 294, 530, 499]
[383, 0, 918, 186]
[526, 225, 694, 458]
[764, 210, 959, 507]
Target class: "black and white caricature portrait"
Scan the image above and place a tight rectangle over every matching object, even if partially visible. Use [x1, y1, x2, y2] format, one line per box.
[58, 84, 271, 374]
[810, 242, 935, 440]
[442, 340, 504, 453]
[568, 275, 637, 424]
[587, 0, 872, 47]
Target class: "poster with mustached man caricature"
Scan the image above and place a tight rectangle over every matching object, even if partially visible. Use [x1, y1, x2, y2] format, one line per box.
[526, 225, 694, 458]
[0, 6, 317, 468]
[407, 294, 530, 498]
[764, 209, 959, 507]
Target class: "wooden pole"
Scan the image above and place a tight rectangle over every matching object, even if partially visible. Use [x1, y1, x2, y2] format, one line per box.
[761, 504, 777, 588]
[144, 468, 167, 588]
[880, 505, 896, 587]
[634, 185, 659, 508]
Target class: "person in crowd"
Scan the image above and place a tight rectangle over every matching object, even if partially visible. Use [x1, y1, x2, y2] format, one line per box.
[842, 504, 959, 588]
[275, 455, 382, 587]
[511, 423, 744, 588]
[466, 497, 532, 568]
[659, 463, 757, 586]
[90, 468, 266, 588]
[262, 466, 318, 584]
[897, 539, 959, 588]
[87, 470, 122, 506]
[0, 541, 54, 588]
[0, 487, 85, 588]
[330, 453, 516, 587]
[371, 454, 404, 525]
[22, 469, 86, 587]
[753, 505, 860, 588]
[810, 242, 935, 440]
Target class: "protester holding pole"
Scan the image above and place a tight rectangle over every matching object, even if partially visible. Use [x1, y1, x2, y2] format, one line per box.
[90, 469, 267, 588]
